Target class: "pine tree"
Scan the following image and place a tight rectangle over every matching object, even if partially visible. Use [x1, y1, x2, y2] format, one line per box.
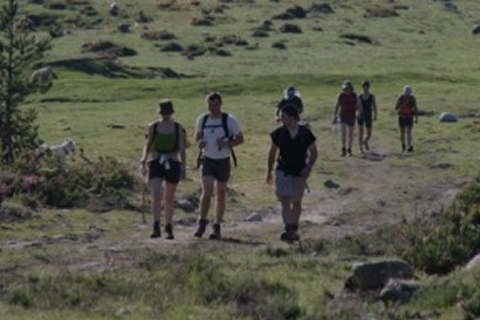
[0, 0, 52, 164]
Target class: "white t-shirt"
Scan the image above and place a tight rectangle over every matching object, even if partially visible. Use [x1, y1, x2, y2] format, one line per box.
[195, 112, 242, 159]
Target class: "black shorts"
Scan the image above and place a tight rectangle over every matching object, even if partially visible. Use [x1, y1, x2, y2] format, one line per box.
[148, 159, 181, 183]
[398, 117, 414, 128]
[357, 117, 373, 128]
[201, 157, 230, 183]
[341, 117, 356, 127]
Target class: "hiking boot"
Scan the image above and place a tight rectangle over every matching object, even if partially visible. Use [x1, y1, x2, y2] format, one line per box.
[280, 232, 299, 242]
[402, 143, 406, 152]
[292, 224, 301, 241]
[150, 221, 161, 238]
[280, 225, 299, 242]
[165, 223, 174, 240]
[194, 218, 208, 238]
[341, 147, 347, 157]
[347, 148, 352, 156]
[407, 145, 414, 152]
[209, 223, 221, 240]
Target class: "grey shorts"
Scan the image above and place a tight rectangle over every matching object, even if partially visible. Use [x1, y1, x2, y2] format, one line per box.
[275, 170, 306, 201]
[201, 157, 231, 182]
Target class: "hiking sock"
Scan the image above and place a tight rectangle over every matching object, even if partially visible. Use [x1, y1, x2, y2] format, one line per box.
[341, 147, 346, 157]
[165, 223, 174, 240]
[194, 218, 208, 238]
[150, 220, 161, 238]
[209, 223, 221, 240]
[347, 148, 352, 156]
[402, 143, 406, 152]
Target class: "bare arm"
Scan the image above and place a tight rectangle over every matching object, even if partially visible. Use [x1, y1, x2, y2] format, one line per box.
[266, 141, 278, 184]
[140, 124, 155, 163]
[178, 125, 187, 179]
[301, 141, 318, 179]
[229, 132, 244, 148]
[372, 95, 378, 121]
[412, 97, 419, 123]
[333, 98, 340, 124]
[356, 95, 363, 119]
[394, 96, 401, 113]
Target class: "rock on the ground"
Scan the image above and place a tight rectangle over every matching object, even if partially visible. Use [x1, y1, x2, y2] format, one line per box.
[245, 211, 262, 222]
[379, 278, 421, 304]
[345, 260, 414, 291]
[439, 112, 458, 122]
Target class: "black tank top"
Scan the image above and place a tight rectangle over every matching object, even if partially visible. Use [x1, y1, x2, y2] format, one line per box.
[360, 94, 374, 118]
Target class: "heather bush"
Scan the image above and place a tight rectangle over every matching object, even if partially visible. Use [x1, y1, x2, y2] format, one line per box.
[0, 152, 138, 209]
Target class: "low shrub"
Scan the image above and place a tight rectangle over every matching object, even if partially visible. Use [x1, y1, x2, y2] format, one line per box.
[0, 152, 138, 209]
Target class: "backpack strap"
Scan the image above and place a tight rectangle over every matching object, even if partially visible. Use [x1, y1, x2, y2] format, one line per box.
[195, 113, 238, 168]
[201, 113, 209, 130]
[196, 114, 209, 169]
[221, 112, 237, 167]
[173, 121, 180, 152]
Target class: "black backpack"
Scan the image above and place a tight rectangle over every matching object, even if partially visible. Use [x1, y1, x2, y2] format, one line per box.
[196, 112, 237, 168]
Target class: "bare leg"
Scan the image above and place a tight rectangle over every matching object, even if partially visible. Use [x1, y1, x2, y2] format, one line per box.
[280, 198, 293, 226]
[347, 125, 355, 155]
[292, 200, 302, 237]
[150, 178, 162, 237]
[400, 127, 406, 151]
[198, 175, 215, 220]
[341, 123, 347, 149]
[214, 181, 227, 224]
[358, 125, 364, 153]
[292, 201, 302, 226]
[406, 127, 413, 147]
[194, 175, 215, 238]
[365, 126, 372, 144]
[150, 178, 162, 222]
[163, 182, 177, 224]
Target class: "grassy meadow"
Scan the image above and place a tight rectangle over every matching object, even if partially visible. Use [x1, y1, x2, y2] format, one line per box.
[2, 0, 480, 319]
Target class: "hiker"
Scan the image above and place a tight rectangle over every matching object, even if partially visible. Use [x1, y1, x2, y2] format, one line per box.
[194, 92, 244, 240]
[140, 99, 187, 239]
[357, 80, 378, 153]
[332, 80, 361, 156]
[395, 85, 418, 152]
[266, 104, 318, 242]
[276, 86, 304, 123]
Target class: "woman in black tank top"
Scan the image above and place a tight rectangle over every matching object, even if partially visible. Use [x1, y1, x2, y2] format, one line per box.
[358, 80, 378, 153]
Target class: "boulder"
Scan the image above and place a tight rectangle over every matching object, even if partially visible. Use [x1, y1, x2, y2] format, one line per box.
[345, 260, 414, 291]
[439, 112, 458, 122]
[472, 24, 480, 35]
[465, 253, 480, 270]
[324, 179, 340, 189]
[379, 278, 421, 304]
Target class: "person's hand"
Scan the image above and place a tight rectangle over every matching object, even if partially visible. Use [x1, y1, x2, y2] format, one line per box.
[266, 171, 273, 185]
[217, 138, 229, 150]
[197, 139, 206, 148]
[300, 166, 311, 180]
[332, 116, 338, 124]
[415, 117, 419, 124]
